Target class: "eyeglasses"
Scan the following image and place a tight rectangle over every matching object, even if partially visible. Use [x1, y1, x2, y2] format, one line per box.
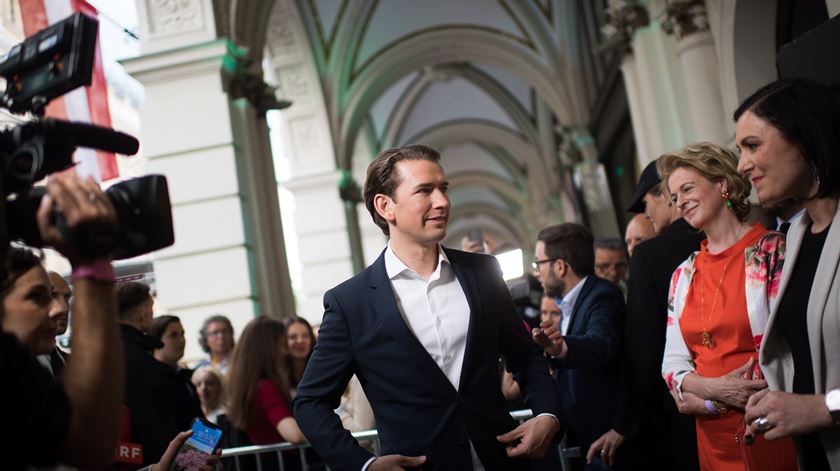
[531, 258, 557, 270]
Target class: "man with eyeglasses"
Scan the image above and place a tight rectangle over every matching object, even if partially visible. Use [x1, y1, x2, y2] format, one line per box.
[196, 315, 235, 376]
[531, 223, 625, 470]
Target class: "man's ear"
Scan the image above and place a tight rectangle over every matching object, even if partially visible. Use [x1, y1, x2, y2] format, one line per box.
[373, 193, 396, 224]
[552, 258, 566, 279]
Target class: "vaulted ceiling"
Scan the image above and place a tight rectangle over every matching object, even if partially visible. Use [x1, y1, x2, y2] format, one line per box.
[241, 0, 623, 251]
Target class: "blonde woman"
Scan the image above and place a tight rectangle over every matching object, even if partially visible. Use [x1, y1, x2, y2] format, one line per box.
[658, 142, 795, 470]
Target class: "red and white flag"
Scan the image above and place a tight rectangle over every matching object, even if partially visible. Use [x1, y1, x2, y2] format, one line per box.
[19, 0, 119, 181]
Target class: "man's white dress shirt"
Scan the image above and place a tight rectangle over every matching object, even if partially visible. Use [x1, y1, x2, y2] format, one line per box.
[557, 276, 587, 335]
[384, 244, 471, 390]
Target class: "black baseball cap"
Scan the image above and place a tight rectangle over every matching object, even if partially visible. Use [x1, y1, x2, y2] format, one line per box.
[627, 160, 662, 213]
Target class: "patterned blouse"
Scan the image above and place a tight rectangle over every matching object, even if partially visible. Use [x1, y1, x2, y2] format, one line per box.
[662, 231, 785, 394]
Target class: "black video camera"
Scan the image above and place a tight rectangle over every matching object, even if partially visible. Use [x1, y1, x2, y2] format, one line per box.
[0, 13, 174, 279]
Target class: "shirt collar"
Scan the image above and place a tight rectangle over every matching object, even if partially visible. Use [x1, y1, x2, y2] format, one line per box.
[385, 243, 449, 280]
[557, 276, 587, 311]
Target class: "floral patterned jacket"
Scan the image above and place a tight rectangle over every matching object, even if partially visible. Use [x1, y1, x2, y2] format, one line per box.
[661, 231, 785, 394]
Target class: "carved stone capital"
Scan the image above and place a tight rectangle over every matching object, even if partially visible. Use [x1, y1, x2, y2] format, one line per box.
[145, 0, 205, 36]
[660, 0, 709, 40]
[602, 0, 650, 54]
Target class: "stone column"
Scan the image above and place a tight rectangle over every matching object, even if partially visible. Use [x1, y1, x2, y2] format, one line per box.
[263, 0, 362, 320]
[604, 0, 695, 169]
[661, 0, 729, 144]
[125, 0, 295, 360]
[561, 126, 621, 237]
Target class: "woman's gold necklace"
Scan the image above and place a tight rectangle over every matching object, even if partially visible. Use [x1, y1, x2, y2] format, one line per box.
[699, 258, 730, 349]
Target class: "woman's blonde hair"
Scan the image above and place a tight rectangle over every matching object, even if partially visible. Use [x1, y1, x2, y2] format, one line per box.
[656, 142, 751, 222]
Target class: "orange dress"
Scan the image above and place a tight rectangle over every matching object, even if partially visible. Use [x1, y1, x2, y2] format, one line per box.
[679, 226, 760, 471]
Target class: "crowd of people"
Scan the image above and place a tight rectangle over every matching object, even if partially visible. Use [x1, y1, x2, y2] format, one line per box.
[2, 74, 840, 471]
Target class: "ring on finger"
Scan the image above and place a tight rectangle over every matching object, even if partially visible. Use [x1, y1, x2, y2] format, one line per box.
[753, 416, 771, 432]
[601, 449, 607, 454]
[88, 192, 97, 203]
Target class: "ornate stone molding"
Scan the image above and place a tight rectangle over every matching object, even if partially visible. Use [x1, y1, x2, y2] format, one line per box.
[601, 0, 650, 54]
[146, 0, 204, 36]
[660, 0, 709, 41]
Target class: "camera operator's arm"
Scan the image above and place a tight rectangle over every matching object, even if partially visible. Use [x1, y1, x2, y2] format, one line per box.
[37, 174, 123, 469]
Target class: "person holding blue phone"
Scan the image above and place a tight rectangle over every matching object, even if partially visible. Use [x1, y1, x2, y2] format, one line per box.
[139, 423, 222, 471]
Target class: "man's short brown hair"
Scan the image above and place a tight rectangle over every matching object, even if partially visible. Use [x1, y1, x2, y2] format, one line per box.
[363, 144, 441, 235]
[116, 281, 151, 322]
[537, 223, 595, 278]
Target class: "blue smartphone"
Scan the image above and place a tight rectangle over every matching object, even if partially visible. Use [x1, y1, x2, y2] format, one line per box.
[170, 417, 224, 470]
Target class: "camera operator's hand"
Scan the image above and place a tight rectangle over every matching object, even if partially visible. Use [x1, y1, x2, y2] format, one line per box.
[36, 173, 117, 266]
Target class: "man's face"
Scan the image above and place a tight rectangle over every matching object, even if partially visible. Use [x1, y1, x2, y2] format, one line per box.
[534, 241, 564, 298]
[540, 296, 561, 327]
[624, 214, 655, 258]
[379, 160, 450, 247]
[47, 272, 71, 336]
[594, 248, 627, 285]
[643, 192, 673, 234]
[206, 321, 233, 357]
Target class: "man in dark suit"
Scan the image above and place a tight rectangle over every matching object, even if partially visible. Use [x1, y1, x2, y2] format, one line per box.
[587, 160, 703, 470]
[293, 144, 562, 471]
[531, 223, 624, 470]
[117, 281, 200, 466]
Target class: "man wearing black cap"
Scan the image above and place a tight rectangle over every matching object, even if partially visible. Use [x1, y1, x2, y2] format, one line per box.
[586, 160, 703, 470]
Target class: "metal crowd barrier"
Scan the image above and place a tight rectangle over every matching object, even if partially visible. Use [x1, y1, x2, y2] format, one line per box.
[221, 409, 581, 471]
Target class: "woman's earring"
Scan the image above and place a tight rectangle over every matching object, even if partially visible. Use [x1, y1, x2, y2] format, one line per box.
[722, 191, 733, 209]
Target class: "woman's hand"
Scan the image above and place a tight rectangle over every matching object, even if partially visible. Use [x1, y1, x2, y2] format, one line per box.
[744, 389, 833, 441]
[669, 382, 728, 416]
[713, 358, 768, 408]
[682, 358, 767, 409]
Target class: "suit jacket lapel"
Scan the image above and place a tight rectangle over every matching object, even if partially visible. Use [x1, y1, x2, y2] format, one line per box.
[446, 249, 480, 392]
[807, 206, 840, 391]
[367, 251, 456, 390]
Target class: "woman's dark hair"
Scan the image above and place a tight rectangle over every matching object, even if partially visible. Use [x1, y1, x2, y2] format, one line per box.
[150, 315, 181, 345]
[282, 316, 316, 387]
[226, 316, 291, 430]
[734, 78, 840, 199]
[1, 247, 42, 299]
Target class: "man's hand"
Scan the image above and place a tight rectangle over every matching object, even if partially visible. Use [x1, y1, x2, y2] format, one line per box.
[586, 429, 625, 467]
[743, 389, 832, 441]
[367, 454, 427, 470]
[532, 319, 566, 358]
[496, 415, 560, 459]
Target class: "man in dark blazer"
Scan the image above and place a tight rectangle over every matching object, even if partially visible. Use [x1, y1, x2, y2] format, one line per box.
[587, 160, 703, 470]
[294, 145, 562, 471]
[531, 223, 624, 471]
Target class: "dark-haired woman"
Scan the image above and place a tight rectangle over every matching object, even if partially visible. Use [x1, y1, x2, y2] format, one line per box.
[1, 248, 58, 356]
[283, 316, 315, 395]
[227, 316, 306, 468]
[151, 315, 203, 431]
[736, 78, 840, 470]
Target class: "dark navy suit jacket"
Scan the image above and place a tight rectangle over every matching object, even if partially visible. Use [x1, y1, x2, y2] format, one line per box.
[549, 276, 624, 450]
[293, 248, 561, 471]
